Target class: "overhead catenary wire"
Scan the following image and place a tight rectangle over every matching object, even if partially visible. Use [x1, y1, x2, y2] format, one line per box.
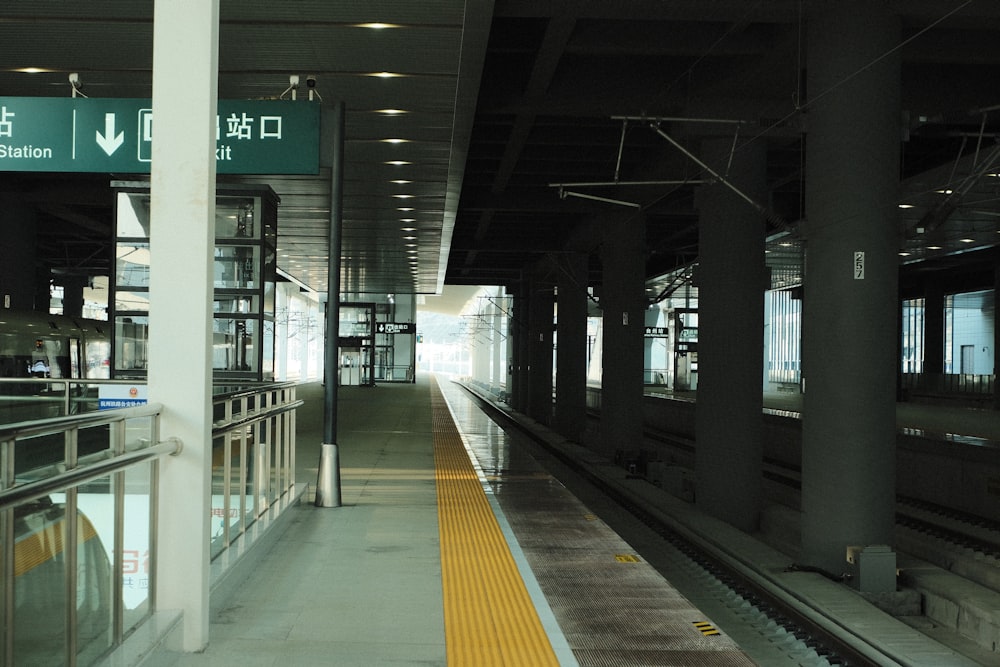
[737, 0, 977, 151]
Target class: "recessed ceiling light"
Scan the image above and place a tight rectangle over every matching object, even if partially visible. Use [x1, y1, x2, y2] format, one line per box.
[403, 236, 417, 240]
[391, 180, 412, 184]
[369, 71, 405, 78]
[898, 204, 915, 209]
[392, 194, 414, 199]
[376, 109, 409, 115]
[400, 220, 416, 224]
[381, 139, 409, 145]
[385, 160, 411, 166]
[927, 245, 943, 250]
[398, 207, 415, 212]
[13, 67, 54, 74]
[959, 238, 975, 243]
[935, 189, 954, 195]
[355, 23, 401, 29]
[898, 251, 911, 257]
[778, 242, 793, 247]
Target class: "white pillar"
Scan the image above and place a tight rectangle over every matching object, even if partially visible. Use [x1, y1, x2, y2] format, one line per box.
[149, 0, 219, 652]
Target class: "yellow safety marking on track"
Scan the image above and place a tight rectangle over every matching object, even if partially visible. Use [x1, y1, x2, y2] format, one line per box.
[431, 378, 560, 666]
[614, 553, 641, 563]
[693, 621, 721, 636]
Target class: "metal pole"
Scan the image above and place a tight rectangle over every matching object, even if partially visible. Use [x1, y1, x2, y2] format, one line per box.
[316, 100, 344, 508]
[651, 124, 768, 216]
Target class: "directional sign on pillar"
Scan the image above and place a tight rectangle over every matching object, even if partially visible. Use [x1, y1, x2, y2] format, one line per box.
[0, 97, 320, 174]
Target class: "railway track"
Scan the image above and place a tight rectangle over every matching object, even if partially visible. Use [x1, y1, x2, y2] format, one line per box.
[461, 384, 931, 666]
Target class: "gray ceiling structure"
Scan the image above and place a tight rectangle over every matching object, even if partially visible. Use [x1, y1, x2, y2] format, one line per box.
[3, 1, 1000, 307]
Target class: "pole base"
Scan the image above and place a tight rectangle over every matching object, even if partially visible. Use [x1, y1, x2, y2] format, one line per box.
[315, 443, 342, 507]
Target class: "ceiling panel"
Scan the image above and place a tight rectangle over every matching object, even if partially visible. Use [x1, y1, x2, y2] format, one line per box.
[0, 0, 493, 300]
[4, 1, 1000, 310]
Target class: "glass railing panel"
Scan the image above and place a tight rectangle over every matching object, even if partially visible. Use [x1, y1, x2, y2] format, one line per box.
[79, 423, 112, 462]
[206, 383, 300, 559]
[12, 497, 71, 665]
[70, 384, 102, 415]
[265, 420, 279, 507]
[122, 462, 152, 634]
[14, 431, 64, 479]
[271, 415, 284, 501]
[73, 477, 115, 667]
[2, 402, 173, 666]
[210, 434, 228, 560]
[250, 423, 266, 522]
[229, 425, 247, 544]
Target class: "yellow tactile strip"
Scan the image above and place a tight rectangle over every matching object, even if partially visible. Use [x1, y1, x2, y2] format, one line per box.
[431, 377, 560, 666]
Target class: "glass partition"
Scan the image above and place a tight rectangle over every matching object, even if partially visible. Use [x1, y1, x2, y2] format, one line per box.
[3, 405, 165, 667]
[110, 183, 278, 382]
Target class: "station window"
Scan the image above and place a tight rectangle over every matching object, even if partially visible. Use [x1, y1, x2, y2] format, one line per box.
[900, 298, 924, 374]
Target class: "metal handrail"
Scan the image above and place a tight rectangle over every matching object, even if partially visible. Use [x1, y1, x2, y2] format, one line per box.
[212, 381, 299, 402]
[0, 436, 181, 511]
[0, 402, 165, 443]
[1, 382, 302, 666]
[212, 399, 303, 436]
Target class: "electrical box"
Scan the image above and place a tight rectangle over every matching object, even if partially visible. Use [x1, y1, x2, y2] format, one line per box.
[846, 544, 896, 593]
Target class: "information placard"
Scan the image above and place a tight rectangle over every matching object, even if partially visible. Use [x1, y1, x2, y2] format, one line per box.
[0, 97, 320, 174]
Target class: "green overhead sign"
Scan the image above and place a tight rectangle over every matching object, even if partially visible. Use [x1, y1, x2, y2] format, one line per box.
[0, 97, 320, 174]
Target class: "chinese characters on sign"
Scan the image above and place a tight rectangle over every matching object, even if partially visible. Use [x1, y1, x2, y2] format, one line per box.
[0, 104, 54, 160]
[137, 108, 294, 164]
[376, 322, 417, 335]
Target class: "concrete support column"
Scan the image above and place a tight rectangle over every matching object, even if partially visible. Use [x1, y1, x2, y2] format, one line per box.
[0, 194, 37, 312]
[148, 0, 219, 651]
[801, 1, 900, 576]
[527, 274, 554, 424]
[924, 279, 945, 374]
[555, 253, 588, 441]
[599, 210, 646, 458]
[34, 268, 51, 314]
[695, 137, 766, 532]
[59, 275, 87, 318]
